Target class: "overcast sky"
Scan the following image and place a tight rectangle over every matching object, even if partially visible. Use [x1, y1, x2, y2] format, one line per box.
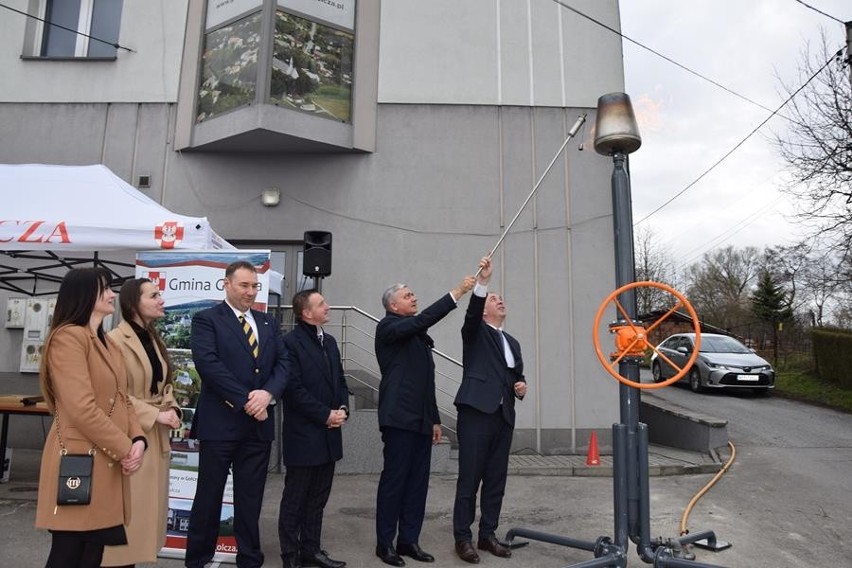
[617, 0, 851, 268]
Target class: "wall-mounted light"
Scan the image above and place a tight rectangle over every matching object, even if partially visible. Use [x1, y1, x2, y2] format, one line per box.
[261, 187, 281, 207]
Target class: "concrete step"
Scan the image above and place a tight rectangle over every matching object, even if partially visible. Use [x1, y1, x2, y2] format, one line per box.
[640, 392, 729, 452]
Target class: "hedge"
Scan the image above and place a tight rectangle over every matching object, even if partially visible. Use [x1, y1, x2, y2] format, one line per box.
[811, 327, 852, 388]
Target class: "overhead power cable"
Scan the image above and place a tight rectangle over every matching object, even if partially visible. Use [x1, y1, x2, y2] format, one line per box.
[793, 0, 846, 24]
[549, 0, 780, 116]
[551, 0, 849, 236]
[634, 47, 844, 225]
[0, 2, 135, 53]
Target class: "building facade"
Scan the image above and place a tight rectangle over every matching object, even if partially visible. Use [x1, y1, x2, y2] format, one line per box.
[0, 0, 627, 453]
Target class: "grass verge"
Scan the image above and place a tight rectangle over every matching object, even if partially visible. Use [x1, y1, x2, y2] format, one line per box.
[773, 370, 852, 413]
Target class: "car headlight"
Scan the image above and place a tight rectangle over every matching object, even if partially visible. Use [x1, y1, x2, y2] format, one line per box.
[705, 361, 731, 370]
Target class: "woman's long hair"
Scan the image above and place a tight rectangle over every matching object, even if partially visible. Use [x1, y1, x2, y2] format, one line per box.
[118, 278, 175, 383]
[40, 267, 113, 411]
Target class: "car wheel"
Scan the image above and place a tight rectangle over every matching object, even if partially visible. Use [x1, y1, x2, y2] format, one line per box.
[688, 368, 703, 393]
[652, 361, 664, 383]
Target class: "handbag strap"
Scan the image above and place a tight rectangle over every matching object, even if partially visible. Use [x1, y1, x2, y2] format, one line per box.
[51, 329, 124, 455]
[55, 388, 119, 455]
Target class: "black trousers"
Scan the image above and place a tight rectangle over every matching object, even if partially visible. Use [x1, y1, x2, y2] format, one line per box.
[452, 405, 513, 542]
[278, 462, 336, 558]
[185, 437, 271, 568]
[375, 427, 433, 548]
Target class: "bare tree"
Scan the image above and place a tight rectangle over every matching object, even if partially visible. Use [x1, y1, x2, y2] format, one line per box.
[828, 252, 852, 327]
[800, 249, 847, 327]
[686, 246, 762, 331]
[775, 31, 852, 254]
[633, 227, 681, 315]
[766, 244, 852, 328]
[762, 244, 808, 314]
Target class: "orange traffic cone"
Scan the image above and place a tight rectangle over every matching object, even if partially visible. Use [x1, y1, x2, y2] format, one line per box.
[586, 431, 601, 466]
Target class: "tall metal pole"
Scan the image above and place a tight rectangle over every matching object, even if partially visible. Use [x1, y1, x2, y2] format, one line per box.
[610, 151, 643, 540]
[593, 92, 643, 545]
[505, 92, 729, 568]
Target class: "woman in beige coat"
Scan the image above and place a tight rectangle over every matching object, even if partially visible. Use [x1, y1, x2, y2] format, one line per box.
[101, 278, 182, 567]
[36, 268, 147, 568]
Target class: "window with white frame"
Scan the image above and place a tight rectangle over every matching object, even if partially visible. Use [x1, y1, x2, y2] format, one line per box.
[38, 0, 123, 58]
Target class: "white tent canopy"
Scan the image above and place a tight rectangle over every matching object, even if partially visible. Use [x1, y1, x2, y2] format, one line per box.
[1, 164, 230, 251]
[0, 164, 281, 296]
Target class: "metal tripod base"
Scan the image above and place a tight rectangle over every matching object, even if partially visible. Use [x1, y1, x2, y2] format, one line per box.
[692, 539, 732, 552]
[497, 537, 529, 549]
[503, 528, 626, 567]
[501, 422, 731, 567]
[679, 530, 732, 552]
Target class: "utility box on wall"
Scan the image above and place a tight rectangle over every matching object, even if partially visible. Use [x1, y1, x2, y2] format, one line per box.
[5, 298, 25, 328]
[18, 297, 57, 373]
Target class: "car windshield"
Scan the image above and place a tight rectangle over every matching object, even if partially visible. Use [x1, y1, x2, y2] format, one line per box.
[698, 336, 751, 354]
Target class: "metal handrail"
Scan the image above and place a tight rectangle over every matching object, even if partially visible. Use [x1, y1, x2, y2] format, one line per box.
[271, 304, 463, 434]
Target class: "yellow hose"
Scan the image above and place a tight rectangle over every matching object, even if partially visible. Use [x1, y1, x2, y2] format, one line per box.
[679, 440, 737, 536]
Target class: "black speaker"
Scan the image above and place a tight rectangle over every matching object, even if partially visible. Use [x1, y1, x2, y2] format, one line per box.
[303, 231, 332, 277]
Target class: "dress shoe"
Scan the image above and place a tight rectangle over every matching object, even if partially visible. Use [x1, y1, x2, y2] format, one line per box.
[477, 534, 512, 558]
[396, 542, 435, 562]
[301, 549, 346, 568]
[376, 545, 406, 567]
[454, 540, 480, 564]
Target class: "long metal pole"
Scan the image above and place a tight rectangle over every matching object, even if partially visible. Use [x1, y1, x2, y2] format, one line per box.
[475, 113, 587, 275]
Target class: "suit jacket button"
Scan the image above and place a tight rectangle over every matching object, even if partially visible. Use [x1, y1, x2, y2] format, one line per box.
[254, 368, 260, 374]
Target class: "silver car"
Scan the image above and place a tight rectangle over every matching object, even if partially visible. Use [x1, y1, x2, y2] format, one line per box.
[650, 333, 775, 393]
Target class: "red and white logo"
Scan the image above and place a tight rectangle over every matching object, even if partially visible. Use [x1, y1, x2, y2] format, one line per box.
[154, 221, 184, 249]
[144, 271, 167, 292]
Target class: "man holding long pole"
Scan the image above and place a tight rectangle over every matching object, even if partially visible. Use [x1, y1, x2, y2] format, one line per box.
[374, 275, 475, 566]
[453, 257, 526, 564]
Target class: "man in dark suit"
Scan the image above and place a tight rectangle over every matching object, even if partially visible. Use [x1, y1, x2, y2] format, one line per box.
[278, 289, 349, 568]
[452, 257, 526, 564]
[374, 275, 475, 567]
[186, 260, 288, 568]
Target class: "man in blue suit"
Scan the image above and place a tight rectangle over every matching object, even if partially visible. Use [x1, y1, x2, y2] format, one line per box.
[374, 275, 475, 567]
[278, 289, 349, 568]
[186, 260, 288, 568]
[452, 257, 526, 564]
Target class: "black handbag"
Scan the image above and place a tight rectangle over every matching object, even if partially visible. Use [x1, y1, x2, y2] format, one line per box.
[57, 452, 93, 505]
[53, 389, 116, 507]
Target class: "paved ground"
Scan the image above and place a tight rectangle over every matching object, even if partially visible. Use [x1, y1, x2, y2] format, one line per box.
[2, 447, 749, 568]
